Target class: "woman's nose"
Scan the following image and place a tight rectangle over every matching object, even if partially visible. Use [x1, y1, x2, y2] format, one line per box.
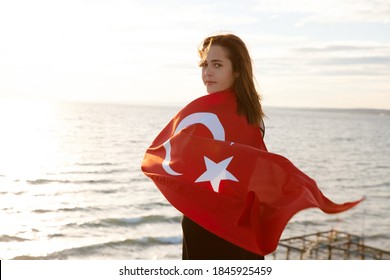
[204, 67, 213, 76]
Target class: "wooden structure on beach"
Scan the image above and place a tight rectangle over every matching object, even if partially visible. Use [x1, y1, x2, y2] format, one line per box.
[272, 230, 390, 260]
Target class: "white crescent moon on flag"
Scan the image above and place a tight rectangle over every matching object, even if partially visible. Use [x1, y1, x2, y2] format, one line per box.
[162, 112, 225, 176]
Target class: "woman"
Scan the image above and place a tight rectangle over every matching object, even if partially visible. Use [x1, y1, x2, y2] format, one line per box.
[181, 33, 265, 260]
[141, 33, 362, 260]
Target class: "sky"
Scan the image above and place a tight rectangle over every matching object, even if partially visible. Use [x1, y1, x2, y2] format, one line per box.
[0, 0, 389, 109]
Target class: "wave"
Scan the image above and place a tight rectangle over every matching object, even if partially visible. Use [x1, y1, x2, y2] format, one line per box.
[33, 206, 98, 214]
[33, 209, 52, 214]
[365, 233, 390, 242]
[331, 137, 355, 142]
[77, 162, 118, 167]
[357, 182, 389, 189]
[0, 235, 30, 242]
[138, 201, 171, 210]
[54, 168, 128, 175]
[106, 215, 181, 226]
[289, 219, 325, 227]
[11, 235, 182, 260]
[375, 165, 390, 169]
[92, 188, 120, 194]
[48, 233, 66, 238]
[66, 215, 181, 229]
[26, 178, 116, 185]
[58, 206, 98, 212]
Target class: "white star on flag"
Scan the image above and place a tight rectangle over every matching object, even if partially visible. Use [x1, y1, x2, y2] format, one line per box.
[195, 156, 238, 192]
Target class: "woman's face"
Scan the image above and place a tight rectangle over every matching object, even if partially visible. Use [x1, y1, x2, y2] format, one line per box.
[201, 45, 237, 93]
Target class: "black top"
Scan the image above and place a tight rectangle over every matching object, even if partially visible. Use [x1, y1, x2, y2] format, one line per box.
[260, 118, 265, 138]
[181, 216, 264, 260]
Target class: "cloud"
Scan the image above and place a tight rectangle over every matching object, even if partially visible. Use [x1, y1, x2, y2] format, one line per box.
[254, 41, 390, 77]
[293, 45, 388, 53]
[296, 43, 390, 75]
[254, 0, 390, 25]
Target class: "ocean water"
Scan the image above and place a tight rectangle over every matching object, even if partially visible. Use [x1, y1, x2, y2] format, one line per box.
[0, 99, 389, 260]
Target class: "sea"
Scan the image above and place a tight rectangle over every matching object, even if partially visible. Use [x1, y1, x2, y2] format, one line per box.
[0, 99, 389, 260]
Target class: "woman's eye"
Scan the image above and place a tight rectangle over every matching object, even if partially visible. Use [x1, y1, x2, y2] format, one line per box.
[214, 63, 221, 68]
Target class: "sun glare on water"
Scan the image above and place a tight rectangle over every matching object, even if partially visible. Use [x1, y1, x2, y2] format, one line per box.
[0, 98, 62, 182]
[0, 98, 73, 258]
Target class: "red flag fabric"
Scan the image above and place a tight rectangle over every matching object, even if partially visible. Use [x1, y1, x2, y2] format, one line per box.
[141, 89, 363, 256]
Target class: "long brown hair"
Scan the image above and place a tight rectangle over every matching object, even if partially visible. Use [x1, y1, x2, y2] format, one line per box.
[199, 33, 264, 126]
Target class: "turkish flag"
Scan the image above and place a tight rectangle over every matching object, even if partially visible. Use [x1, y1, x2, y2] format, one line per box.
[141, 89, 363, 255]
